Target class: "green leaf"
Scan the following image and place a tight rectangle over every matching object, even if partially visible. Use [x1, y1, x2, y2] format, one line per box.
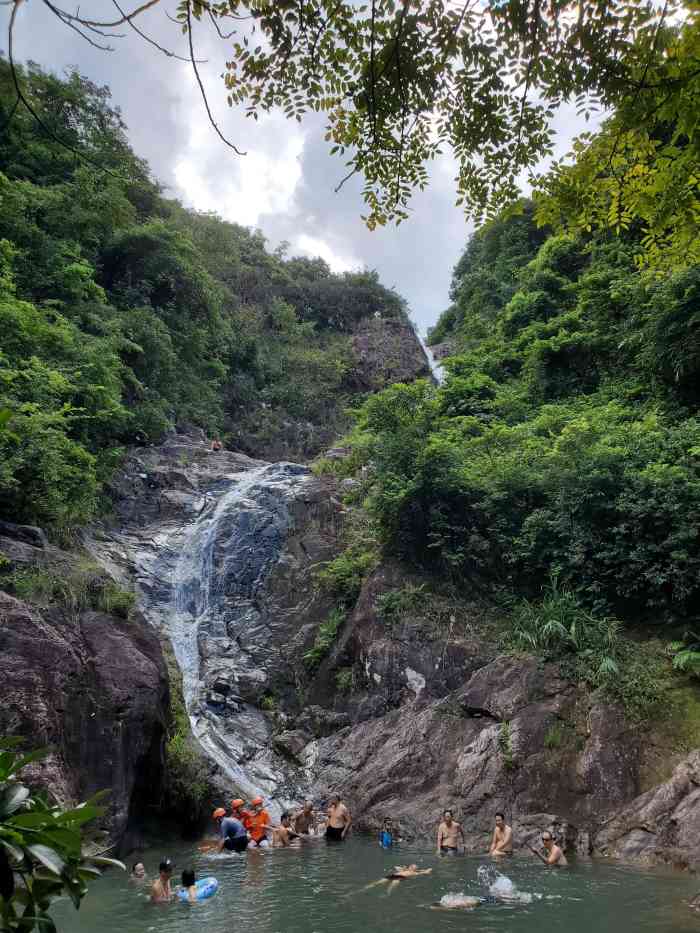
[25, 845, 66, 877]
[0, 785, 31, 818]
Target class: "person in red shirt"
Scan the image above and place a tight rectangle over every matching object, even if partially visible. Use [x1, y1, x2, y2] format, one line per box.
[247, 796, 272, 848]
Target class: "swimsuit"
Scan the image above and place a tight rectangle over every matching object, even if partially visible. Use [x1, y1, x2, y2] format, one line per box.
[379, 831, 393, 848]
[224, 835, 248, 853]
[440, 846, 458, 856]
[325, 825, 344, 841]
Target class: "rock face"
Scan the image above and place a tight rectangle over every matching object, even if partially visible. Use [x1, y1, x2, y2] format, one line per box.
[592, 751, 700, 870]
[303, 564, 640, 852]
[350, 317, 431, 389]
[0, 527, 168, 850]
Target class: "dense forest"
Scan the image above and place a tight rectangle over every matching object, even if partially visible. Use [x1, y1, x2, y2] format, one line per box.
[342, 206, 699, 637]
[0, 60, 412, 533]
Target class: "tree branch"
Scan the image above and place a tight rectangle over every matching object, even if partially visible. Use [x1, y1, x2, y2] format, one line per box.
[185, 1, 246, 156]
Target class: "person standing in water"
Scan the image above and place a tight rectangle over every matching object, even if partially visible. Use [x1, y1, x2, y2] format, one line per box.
[272, 813, 301, 847]
[292, 800, 316, 835]
[489, 812, 513, 856]
[248, 796, 273, 848]
[213, 807, 249, 853]
[326, 794, 351, 841]
[130, 862, 146, 883]
[529, 831, 568, 866]
[379, 818, 394, 848]
[436, 810, 464, 856]
[150, 858, 174, 902]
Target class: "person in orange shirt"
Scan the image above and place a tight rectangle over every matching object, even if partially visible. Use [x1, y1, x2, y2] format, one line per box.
[231, 798, 252, 827]
[247, 796, 272, 848]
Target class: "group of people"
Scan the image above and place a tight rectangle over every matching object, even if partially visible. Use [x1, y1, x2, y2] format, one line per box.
[135, 798, 566, 907]
[434, 809, 567, 866]
[208, 793, 352, 853]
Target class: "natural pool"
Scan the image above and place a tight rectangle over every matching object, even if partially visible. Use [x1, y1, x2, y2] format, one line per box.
[55, 836, 700, 933]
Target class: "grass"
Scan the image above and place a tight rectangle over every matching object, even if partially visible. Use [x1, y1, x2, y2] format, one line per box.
[304, 607, 346, 671]
[498, 720, 516, 771]
[376, 583, 427, 625]
[335, 667, 354, 693]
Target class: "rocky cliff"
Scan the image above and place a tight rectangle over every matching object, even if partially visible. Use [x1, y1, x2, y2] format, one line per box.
[76, 434, 700, 869]
[0, 526, 168, 850]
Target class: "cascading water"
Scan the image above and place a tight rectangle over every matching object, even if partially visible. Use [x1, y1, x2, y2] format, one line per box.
[156, 460, 313, 811]
[411, 323, 446, 384]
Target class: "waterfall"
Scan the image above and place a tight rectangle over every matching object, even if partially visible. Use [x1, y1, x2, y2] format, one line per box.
[411, 321, 445, 384]
[160, 460, 311, 810]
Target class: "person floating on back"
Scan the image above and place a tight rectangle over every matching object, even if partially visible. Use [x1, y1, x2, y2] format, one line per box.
[325, 793, 351, 841]
[489, 812, 513, 856]
[529, 830, 568, 866]
[363, 864, 432, 895]
[150, 858, 174, 902]
[436, 809, 464, 856]
[213, 806, 249, 853]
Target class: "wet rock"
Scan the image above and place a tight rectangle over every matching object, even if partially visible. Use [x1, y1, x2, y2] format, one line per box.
[274, 730, 313, 761]
[0, 592, 168, 849]
[0, 521, 48, 549]
[592, 750, 700, 870]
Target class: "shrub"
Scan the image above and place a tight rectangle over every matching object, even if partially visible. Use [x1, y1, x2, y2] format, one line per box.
[335, 667, 354, 693]
[304, 607, 346, 671]
[376, 584, 426, 624]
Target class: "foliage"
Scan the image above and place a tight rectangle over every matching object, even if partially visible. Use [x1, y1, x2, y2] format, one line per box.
[334, 668, 354, 694]
[498, 721, 516, 772]
[316, 529, 379, 606]
[163, 656, 210, 822]
[669, 631, 700, 679]
[4, 562, 135, 620]
[353, 210, 700, 624]
[376, 584, 426, 624]
[0, 59, 411, 532]
[0, 738, 124, 933]
[303, 607, 346, 671]
[543, 723, 565, 750]
[505, 582, 668, 720]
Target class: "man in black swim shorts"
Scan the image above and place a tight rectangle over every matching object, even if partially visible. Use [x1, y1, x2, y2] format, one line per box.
[325, 794, 351, 841]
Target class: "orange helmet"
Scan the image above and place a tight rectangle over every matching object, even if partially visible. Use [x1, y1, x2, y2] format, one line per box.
[212, 807, 226, 820]
[231, 798, 245, 809]
[251, 796, 264, 806]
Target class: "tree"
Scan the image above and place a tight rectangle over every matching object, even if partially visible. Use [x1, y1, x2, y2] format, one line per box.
[0, 739, 124, 933]
[5, 0, 697, 245]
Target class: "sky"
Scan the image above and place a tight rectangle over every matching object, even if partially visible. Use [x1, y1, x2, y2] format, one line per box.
[2, 2, 593, 334]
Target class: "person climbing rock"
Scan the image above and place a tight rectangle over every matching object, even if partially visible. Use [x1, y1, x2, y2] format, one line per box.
[325, 794, 351, 842]
[436, 810, 464, 856]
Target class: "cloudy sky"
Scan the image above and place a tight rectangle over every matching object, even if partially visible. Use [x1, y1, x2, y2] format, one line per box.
[3, 2, 592, 333]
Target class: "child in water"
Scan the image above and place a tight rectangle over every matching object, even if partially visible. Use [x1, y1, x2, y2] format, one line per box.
[179, 869, 197, 904]
[378, 818, 394, 848]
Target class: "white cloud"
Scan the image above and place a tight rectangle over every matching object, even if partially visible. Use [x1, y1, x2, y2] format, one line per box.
[294, 234, 360, 273]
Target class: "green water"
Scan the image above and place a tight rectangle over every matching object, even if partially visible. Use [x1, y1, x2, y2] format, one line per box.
[55, 837, 699, 932]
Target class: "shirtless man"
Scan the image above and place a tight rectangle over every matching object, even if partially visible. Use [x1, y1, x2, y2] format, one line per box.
[292, 800, 316, 835]
[436, 810, 464, 856]
[326, 794, 351, 842]
[150, 859, 174, 902]
[489, 812, 513, 856]
[272, 812, 301, 847]
[529, 830, 568, 866]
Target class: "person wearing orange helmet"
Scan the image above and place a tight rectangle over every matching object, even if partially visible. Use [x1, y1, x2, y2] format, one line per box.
[230, 798, 252, 826]
[213, 806, 249, 854]
[247, 796, 273, 848]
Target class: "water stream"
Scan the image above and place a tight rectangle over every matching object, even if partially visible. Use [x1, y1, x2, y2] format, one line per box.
[412, 324, 446, 384]
[55, 838, 700, 933]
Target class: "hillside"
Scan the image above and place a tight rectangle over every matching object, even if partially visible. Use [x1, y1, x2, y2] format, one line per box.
[0, 59, 427, 533]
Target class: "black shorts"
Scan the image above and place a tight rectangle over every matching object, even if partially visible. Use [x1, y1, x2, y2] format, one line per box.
[440, 846, 458, 856]
[325, 825, 344, 842]
[224, 835, 248, 853]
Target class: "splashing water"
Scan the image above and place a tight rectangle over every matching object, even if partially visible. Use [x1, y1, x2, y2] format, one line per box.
[476, 864, 537, 904]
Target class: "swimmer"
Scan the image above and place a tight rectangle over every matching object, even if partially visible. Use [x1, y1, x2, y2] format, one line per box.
[325, 794, 351, 842]
[378, 817, 394, 848]
[272, 812, 301, 847]
[429, 895, 482, 910]
[179, 869, 197, 904]
[529, 831, 568, 866]
[436, 809, 464, 856]
[150, 858, 174, 903]
[364, 864, 433, 896]
[130, 861, 146, 882]
[292, 800, 316, 835]
[489, 812, 513, 856]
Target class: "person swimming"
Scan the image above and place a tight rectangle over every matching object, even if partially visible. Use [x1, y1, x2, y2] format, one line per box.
[130, 861, 146, 882]
[179, 869, 197, 904]
[361, 864, 433, 896]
